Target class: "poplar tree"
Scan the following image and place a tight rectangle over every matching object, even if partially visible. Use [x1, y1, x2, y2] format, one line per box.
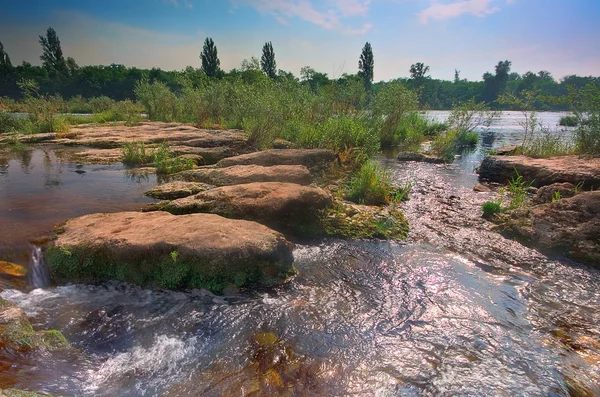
[358, 42, 374, 91]
[260, 41, 277, 79]
[39, 27, 68, 77]
[200, 37, 221, 78]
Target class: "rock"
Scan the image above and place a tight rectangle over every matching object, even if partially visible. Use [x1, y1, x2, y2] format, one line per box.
[163, 182, 333, 231]
[473, 183, 492, 192]
[397, 151, 445, 164]
[478, 155, 600, 188]
[531, 182, 577, 204]
[47, 211, 295, 292]
[144, 181, 211, 200]
[0, 261, 27, 278]
[0, 298, 70, 353]
[0, 389, 50, 396]
[494, 145, 521, 156]
[499, 191, 600, 266]
[170, 146, 241, 165]
[216, 149, 337, 169]
[178, 165, 313, 186]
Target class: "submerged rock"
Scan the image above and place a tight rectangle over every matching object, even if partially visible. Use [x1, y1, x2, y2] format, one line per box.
[397, 151, 445, 164]
[178, 165, 313, 186]
[478, 155, 600, 188]
[47, 211, 295, 292]
[0, 298, 70, 353]
[163, 182, 332, 232]
[216, 149, 337, 169]
[497, 191, 600, 266]
[144, 181, 211, 200]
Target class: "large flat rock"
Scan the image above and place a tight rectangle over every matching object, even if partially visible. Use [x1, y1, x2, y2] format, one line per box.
[163, 182, 333, 230]
[144, 181, 211, 200]
[47, 212, 295, 292]
[478, 155, 600, 188]
[499, 191, 600, 266]
[216, 149, 337, 169]
[178, 165, 313, 186]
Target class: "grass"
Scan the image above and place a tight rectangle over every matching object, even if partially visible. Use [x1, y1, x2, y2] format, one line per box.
[345, 160, 406, 205]
[520, 129, 574, 158]
[482, 201, 502, 219]
[121, 141, 194, 174]
[482, 169, 534, 219]
[559, 114, 578, 127]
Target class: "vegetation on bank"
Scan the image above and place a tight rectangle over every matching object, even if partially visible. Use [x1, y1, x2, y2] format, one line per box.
[482, 169, 533, 219]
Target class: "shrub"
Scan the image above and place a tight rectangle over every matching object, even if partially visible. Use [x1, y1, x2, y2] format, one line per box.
[522, 126, 574, 158]
[345, 160, 396, 205]
[94, 100, 142, 126]
[482, 201, 502, 219]
[0, 112, 23, 133]
[122, 142, 152, 165]
[559, 114, 578, 127]
[88, 96, 115, 113]
[370, 81, 419, 147]
[135, 79, 179, 122]
[151, 142, 194, 174]
[431, 130, 458, 162]
[447, 98, 499, 133]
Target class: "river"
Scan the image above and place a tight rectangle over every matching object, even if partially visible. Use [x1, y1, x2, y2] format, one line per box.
[1, 112, 598, 396]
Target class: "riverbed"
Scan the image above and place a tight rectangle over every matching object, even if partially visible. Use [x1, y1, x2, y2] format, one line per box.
[1, 112, 598, 396]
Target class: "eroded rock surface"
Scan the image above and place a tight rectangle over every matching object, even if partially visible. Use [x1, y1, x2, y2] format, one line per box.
[397, 151, 444, 164]
[478, 155, 600, 188]
[47, 211, 295, 292]
[163, 182, 332, 231]
[178, 165, 313, 186]
[531, 182, 577, 204]
[497, 191, 600, 265]
[144, 181, 211, 200]
[216, 149, 337, 169]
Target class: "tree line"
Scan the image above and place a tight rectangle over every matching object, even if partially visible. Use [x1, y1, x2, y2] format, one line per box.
[1, 27, 599, 110]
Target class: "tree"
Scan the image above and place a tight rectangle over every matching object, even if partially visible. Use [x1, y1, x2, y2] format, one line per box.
[454, 69, 460, 84]
[410, 62, 430, 80]
[358, 42, 374, 91]
[0, 41, 12, 71]
[200, 37, 221, 78]
[260, 41, 277, 79]
[39, 27, 68, 77]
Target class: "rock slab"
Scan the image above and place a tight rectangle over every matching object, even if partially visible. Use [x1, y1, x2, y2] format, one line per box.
[179, 165, 313, 186]
[47, 211, 295, 292]
[163, 182, 333, 230]
[144, 181, 211, 200]
[478, 155, 600, 188]
[216, 149, 337, 169]
[397, 151, 445, 164]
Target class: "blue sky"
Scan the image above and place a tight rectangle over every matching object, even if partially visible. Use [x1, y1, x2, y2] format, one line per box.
[1, 0, 599, 81]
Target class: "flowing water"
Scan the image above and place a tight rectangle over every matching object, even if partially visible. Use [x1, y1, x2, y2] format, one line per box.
[1, 112, 599, 396]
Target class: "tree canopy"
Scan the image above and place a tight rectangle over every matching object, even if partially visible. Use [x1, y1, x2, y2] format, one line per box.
[260, 42, 277, 79]
[200, 37, 221, 78]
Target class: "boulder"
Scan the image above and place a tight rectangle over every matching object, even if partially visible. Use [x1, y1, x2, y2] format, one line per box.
[178, 165, 313, 186]
[47, 212, 295, 292]
[144, 181, 211, 200]
[499, 191, 600, 265]
[163, 182, 333, 231]
[473, 183, 492, 192]
[478, 155, 600, 188]
[397, 151, 445, 164]
[216, 149, 337, 169]
[0, 298, 70, 353]
[531, 182, 577, 204]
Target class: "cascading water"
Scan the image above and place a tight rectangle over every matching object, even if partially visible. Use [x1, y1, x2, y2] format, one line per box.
[28, 244, 50, 289]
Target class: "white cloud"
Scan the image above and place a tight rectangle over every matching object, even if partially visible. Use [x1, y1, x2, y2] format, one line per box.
[418, 0, 501, 24]
[163, 0, 193, 9]
[231, 0, 371, 34]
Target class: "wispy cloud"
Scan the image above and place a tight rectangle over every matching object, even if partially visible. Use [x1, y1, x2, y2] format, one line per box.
[418, 0, 501, 24]
[231, 0, 371, 34]
[163, 0, 193, 9]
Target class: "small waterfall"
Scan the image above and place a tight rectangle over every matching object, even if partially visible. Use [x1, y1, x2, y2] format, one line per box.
[28, 244, 50, 289]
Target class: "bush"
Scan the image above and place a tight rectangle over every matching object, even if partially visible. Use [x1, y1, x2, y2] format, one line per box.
[151, 142, 194, 174]
[482, 201, 502, 219]
[559, 114, 578, 127]
[94, 100, 142, 126]
[345, 160, 397, 205]
[0, 112, 23, 133]
[431, 130, 459, 162]
[370, 81, 419, 147]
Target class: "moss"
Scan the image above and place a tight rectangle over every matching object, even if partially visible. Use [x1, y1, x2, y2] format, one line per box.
[1, 389, 50, 397]
[39, 329, 70, 351]
[46, 245, 295, 294]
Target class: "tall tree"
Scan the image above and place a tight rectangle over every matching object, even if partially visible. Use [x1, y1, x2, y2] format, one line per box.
[39, 27, 68, 76]
[200, 37, 221, 78]
[260, 41, 277, 79]
[358, 42, 374, 91]
[409, 62, 430, 80]
[0, 41, 13, 70]
[454, 69, 460, 83]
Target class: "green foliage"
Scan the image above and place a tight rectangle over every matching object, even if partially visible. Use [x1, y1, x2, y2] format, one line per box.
[431, 130, 458, 162]
[551, 191, 562, 202]
[358, 42, 374, 91]
[39, 27, 68, 77]
[151, 142, 194, 174]
[482, 201, 503, 219]
[0, 111, 23, 133]
[559, 114, 578, 127]
[345, 160, 401, 205]
[370, 81, 419, 146]
[200, 37, 221, 78]
[134, 79, 178, 121]
[121, 141, 152, 165]
[521, 126, 574, 158]
[94, 99, 141, 126]
[260, 42, 277, 79]
[447, 98, 499, 133]
[503, 169, 534, 209]
[568, 84, 600, 155]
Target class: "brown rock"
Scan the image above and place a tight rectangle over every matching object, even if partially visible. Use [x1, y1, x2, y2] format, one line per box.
[178, 165, 313, 186]
[216, 149, 337, 169]
[48, 212, 295, 292]
[531, 182, 577, 204]
[163, 182, 333, 230]
[494, 145, 521, 156]
[397, 151, 445, 164]
[144, 181, 211, 200]
[500, 191, 600, 265]
[478, 155, 600, 188]
[473, 183, 492, 192]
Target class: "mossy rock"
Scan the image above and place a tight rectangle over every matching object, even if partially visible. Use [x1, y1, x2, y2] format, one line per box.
[0, 389, 50, 397]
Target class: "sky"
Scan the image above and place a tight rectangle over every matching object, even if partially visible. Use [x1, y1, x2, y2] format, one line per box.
[0, 0, 599, 82]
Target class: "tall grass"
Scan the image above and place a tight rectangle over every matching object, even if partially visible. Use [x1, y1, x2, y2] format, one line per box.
[345, 160, 407, 205]
[121, 141, 194, 174]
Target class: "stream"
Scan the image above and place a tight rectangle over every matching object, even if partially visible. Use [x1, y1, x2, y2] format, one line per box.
[1, 112, 599, 396]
